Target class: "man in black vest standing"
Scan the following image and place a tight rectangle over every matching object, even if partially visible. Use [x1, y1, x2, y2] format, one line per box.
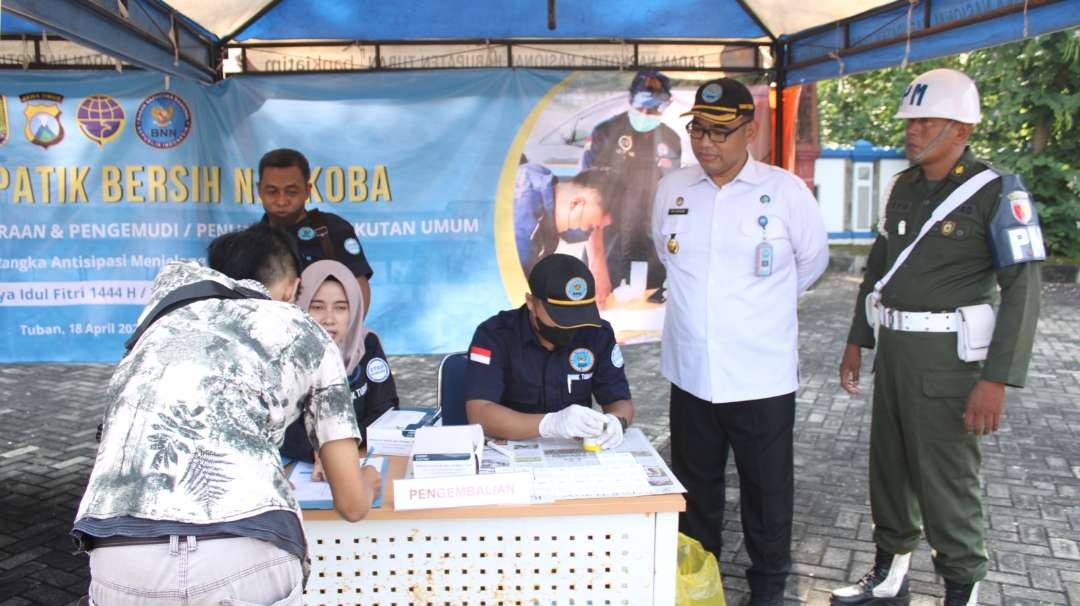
[258, 148, 374, 316]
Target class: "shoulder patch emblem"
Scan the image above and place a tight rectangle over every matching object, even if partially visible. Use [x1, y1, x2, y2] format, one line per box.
[610, 344, 624, 369]
[366, 357, 390, 383]
[469, 346, 491, 365]
[344, 238, 361, 255]
[1008, 191, 1033, 224]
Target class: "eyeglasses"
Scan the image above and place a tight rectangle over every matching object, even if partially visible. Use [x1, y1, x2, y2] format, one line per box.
[686, 120, 750, 143]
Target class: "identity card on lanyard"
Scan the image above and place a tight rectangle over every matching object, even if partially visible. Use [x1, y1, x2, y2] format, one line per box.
[755, 215, 773, 277]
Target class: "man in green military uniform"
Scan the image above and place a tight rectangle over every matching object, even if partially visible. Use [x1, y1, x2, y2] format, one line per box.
[832, 69, 1043, 606]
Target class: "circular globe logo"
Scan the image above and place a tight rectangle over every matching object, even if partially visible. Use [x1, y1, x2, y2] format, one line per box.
[135, 92, 192, 149]
[76, 94, 125, 148]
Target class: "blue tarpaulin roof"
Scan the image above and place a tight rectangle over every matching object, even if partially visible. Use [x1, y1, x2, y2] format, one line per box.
[3, 0, 1079, 83]
[232, 0, 769, 40]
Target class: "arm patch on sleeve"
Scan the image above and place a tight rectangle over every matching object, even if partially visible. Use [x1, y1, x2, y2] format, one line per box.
[988, 173, 1046, 268]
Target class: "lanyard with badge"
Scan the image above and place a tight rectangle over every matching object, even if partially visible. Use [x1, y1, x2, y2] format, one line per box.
[755, 214, 773, 276]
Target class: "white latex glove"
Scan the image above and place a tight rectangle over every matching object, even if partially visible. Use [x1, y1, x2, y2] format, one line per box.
[538, 404, 607, 439]
[596, 414, 624, 450]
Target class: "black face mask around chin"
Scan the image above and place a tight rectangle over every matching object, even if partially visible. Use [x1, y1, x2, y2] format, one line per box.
[534, 318, 577, 349]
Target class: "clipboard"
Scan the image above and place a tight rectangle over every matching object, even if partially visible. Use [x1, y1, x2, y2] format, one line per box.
[288, 456, 389, 509]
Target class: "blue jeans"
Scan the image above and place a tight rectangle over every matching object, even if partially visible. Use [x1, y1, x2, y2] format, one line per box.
[88, 536, 303, 606]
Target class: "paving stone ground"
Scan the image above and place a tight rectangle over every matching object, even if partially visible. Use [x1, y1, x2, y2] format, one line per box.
[0, 273, 1077, 605]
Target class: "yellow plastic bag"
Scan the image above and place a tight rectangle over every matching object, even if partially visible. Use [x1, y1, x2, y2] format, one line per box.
[676, 533, 726, 606]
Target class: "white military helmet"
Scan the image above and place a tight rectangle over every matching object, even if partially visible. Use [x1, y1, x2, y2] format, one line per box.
[894, 68, 981, 124]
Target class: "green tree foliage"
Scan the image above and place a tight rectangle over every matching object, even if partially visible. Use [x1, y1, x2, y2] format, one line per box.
[818, 30, 1080, 258]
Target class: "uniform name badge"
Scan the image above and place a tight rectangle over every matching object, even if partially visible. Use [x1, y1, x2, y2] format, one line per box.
[755, 242, 773, 276]
[754, 215, 772, 276]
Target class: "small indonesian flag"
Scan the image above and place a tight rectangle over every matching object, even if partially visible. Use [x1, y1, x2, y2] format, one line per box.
[469, 346, 492, 365]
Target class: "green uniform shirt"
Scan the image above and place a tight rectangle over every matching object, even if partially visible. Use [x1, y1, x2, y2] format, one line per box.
[848, 148, 1041, 387]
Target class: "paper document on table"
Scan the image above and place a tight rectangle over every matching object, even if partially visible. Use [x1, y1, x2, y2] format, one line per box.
[289, 457, 387, 509]
[532, 461, 652, 502]
[479, 428, 684, 498]
[485, 439, 545, 464]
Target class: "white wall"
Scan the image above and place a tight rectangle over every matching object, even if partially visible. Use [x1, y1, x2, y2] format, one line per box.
[876, 159, 910, 227]
[814, 157, 846, 234]
[814, 155, 909, 243]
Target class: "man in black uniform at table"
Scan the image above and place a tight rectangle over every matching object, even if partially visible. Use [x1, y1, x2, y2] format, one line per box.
[258, 148, 374, 316]
[463, 254, 633, 448]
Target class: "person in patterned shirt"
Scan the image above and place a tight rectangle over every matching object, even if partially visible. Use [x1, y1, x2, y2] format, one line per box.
[73, 223, 379, 605]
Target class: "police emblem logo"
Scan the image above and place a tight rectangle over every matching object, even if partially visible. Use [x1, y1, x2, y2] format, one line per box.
[366, 357, 390, 383]
[0, 95, 8, 146]
[954, 164, 965, 175]
[610, 344, 624, 369]
[344, 238, 362, 255]
[76, 94, 125, 148]
[702, 83, 724, 103]
[1009, 194, 1033, 224]
[565, 277, 588, 301]
[297, 226, 316, 241]
[617, 135, 633, 152]
[667, 237, 679, 254]
[675, 196, 684, 206]
[941, 220, 956, 237]
[20, 92, 65, 149]
[135, 92, 191, 149]
[569, 348, 595, 373]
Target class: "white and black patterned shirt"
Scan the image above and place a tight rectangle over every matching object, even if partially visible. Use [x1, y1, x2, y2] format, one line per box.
[75, 262, 361, 529]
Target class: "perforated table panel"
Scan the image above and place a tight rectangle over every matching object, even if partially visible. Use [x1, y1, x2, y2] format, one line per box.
[304, 511, 677, 606]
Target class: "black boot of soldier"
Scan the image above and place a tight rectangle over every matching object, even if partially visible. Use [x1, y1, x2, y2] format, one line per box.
[830, 548, 912, 605]
[943, 579, 978, 606]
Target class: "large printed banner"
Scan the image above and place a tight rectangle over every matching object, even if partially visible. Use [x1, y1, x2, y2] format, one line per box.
[0, 69, 742, 362]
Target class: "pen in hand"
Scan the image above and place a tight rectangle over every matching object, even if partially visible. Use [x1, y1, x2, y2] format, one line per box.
[361, 448, 375, 468]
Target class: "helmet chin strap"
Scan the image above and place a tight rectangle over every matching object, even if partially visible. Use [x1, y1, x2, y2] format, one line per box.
[911, 121, 954, 164]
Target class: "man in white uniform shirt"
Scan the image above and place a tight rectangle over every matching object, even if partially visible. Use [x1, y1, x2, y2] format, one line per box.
[652, 78, 828, 605]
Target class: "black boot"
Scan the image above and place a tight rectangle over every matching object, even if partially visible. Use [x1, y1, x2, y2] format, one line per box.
[831, 548, 912, 605]
[943, 579, 978, 606]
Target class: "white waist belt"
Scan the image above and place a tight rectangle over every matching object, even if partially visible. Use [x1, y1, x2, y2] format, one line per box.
[878, 306, 959, 332]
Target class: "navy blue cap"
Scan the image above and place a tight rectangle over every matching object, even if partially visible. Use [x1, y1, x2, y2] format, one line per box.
[682, 78, 755, 125]
[629, 71, 672, 110]
[528, 254, 602, 329]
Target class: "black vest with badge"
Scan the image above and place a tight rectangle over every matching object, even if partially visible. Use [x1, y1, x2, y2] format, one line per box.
[988, 173, 1046, 268]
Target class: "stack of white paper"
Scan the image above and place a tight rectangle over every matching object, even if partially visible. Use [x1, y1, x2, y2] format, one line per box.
[366, 407, 440, 456]
[410, 424, 484, 478]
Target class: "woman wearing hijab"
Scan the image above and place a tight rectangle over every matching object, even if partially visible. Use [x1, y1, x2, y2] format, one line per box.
[281, 260, 398, 476]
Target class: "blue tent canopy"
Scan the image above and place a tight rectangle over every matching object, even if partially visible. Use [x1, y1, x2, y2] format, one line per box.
[232, 0, 769, 41]
[3, 0, 1077, 84]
